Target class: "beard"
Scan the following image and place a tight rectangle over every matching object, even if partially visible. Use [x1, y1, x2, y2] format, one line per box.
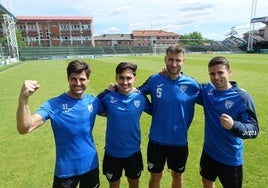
[167, 67, 181, 75]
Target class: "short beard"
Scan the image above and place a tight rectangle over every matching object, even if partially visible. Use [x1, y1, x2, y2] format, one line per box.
[167, 67, 180, 75]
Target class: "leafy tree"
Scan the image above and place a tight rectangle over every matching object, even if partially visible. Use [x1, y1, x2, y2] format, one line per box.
[179, 31, 204, 45]
[1, 30, 27, 48]
[226, 26, 238, 38]
[16, 30, 27, 47]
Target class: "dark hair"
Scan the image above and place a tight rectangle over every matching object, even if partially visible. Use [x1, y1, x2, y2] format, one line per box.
[166, 44, 185, 55]
[67, 60, 91, 78]
[116, 62, 137, 76]
[208, 56, 230, 70]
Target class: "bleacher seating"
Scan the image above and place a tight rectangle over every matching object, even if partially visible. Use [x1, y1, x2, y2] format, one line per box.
[19, 46, 105, 60]
[112, 46, 132, 54]
[18, 42, 247, 61]
[260, 49, 268, 53]
[131, 46, 153, 54]
[101, 46, 115, 54]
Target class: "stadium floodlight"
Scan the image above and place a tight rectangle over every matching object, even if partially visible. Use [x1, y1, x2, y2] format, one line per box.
[247, 0, 257, 52]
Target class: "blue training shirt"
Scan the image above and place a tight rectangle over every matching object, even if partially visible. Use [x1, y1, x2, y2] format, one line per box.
[36, 93, 104, 178]
[99, 90, 151, 158]
[199, 82, 259, 166]
[139, 73, 200, 146]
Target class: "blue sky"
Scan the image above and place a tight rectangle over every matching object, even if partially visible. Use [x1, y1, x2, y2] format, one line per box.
[10, 0, 268, 40]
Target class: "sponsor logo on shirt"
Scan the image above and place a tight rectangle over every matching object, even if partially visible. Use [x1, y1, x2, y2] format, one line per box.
[110, 96, 117, 103]
[208, 88, 213, 95]
[242, 130, 257, 137]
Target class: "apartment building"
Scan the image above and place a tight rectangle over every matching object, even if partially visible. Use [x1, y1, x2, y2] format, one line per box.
[94, 33, 133, 46]
[15, 16, 94, 47]
[132, 30, 179, 46]
[1, 15, 179, 48]
[94, 30, 179, 47]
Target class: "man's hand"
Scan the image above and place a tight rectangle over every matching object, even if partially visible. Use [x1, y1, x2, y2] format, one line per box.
[107, 83, 117, 91]
[20, 80, 40, 98]
[159, 67, 168, 76]
[220, 113, 234, 130]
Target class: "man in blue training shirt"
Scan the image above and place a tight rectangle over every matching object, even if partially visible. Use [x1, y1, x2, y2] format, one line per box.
[98, 62, 151, 188]
[139, 44, 200, 188]
[198, 56, 259, 188]
[16, 60, 104, 188]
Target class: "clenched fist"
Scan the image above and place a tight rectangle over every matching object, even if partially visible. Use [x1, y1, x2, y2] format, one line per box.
[220, 113, 234, 130]
[20, 80, 40, 98]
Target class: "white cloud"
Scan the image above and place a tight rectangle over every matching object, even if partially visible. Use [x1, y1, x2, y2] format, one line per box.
[11, 0, 268, 40]
[101, 27, 121, 35]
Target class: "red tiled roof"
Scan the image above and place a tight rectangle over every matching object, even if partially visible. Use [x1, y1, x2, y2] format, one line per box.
[133, 30, 179, 37]
[17, 16, 93, 21]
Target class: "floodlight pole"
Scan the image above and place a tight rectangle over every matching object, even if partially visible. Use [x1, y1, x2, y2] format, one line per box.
[247, 0, 257, 52]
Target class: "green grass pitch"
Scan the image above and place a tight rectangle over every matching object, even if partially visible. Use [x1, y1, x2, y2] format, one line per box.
[0, 53, 267, 187]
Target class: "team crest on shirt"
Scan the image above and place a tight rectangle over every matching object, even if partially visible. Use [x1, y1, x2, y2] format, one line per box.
[225, 100, 234, 109]
[134, 100, 141, 108]
[87, 104, 93, 112]
[180, 85, 187, 93]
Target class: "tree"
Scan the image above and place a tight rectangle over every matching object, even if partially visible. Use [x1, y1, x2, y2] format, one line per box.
[226, 27, 238, 38]
[179, 31, 204, 45]
[1, 30, 27, 48]
[16, 30, 27, 47]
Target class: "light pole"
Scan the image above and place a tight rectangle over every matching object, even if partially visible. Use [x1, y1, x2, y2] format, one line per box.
[80, 31, 83, 45]
[247, 0, 257, 52]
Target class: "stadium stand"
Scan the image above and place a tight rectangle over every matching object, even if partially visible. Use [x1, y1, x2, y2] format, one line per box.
[101, 46, 116, 54]
[131, 46, 153, 54]
[112, 46, 132, 54]
[18, 41, 248, 61]
[19, 46, 104, 60]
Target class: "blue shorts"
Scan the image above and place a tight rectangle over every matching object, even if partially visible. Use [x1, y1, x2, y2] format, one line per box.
[147, 141, 188, 173]
[200, 151, 243, 188]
